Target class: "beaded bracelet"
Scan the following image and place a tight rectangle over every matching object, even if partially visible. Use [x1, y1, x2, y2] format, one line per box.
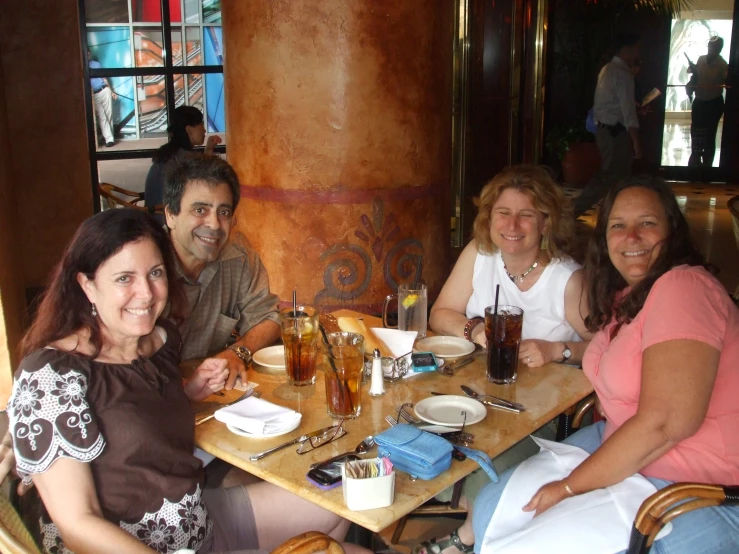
[463, 317, 484, 342]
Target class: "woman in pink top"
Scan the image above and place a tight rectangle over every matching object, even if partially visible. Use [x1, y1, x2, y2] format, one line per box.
[471, 176, 739, 553]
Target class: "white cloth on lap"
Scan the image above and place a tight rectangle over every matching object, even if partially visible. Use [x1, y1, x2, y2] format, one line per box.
[481, 437, 671, 554]
[215, 397, 301, 435]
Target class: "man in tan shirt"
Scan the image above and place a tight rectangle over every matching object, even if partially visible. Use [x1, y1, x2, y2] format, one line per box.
[688, 36, 729, 167]
[164, 155, 281, 390]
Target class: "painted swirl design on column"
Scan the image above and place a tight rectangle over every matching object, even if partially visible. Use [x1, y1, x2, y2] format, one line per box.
[384, 238, 424, 291]
[315, 244, 372, 310]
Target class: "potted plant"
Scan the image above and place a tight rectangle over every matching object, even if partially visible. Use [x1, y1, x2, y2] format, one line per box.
[545, 123, 600, 187]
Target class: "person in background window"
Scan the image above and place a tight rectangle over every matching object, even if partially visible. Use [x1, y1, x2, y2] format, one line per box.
[144, 106, 222, 215]
[574, 33, 642, 218]
[688, 36, 728, 168]
[88, 49, 117, 148]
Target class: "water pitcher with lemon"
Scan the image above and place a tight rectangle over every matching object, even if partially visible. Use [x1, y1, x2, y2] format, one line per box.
[382, 282, 428, 338]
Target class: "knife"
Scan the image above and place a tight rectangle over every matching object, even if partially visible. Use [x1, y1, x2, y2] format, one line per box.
[440, 354, 477, 376]
[248, 424, 337, 461]
[460, 385, 526, 413]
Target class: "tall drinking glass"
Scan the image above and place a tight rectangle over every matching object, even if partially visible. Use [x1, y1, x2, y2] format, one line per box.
[281, 305, 320, 386]
[484, 305, 524, 384]
[324, 332, 365, 419]
[382, 282, 428, 338]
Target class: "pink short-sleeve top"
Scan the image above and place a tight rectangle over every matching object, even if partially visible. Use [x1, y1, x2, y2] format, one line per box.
[583, 265, 739, 485]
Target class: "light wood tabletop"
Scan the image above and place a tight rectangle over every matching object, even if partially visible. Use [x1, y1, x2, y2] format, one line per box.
[193, 310, 594, 532]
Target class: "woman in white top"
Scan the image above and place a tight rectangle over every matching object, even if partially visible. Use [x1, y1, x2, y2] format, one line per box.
[419, 165, 591, 554]
[431, 164, 591, 368]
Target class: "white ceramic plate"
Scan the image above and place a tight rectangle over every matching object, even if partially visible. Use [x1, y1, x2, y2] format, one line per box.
[414, 395, 486, 427]
[253, 345, 286, 369]
[226, 416, 301, 439]
[415, 336, 475, 359]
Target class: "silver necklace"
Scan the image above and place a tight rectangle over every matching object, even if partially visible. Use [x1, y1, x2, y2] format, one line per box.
[503, 259, 539, 283]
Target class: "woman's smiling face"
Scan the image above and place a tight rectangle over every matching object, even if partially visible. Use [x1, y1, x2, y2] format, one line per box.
[606, 187, 670, 287]
[489, 188, 547, 258]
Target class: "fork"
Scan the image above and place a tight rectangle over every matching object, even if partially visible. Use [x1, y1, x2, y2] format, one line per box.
[396, 404, 421, 424]
[195, 388, 259, 425]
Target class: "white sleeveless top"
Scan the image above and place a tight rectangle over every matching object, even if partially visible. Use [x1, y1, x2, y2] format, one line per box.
[466, 251, 583, 343]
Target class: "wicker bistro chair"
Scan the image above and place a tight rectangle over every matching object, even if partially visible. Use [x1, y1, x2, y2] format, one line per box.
[271, 531, 345, 554]
[627, 483, 739, 554]
[98, 183, 164, 215]
[0, 490, 41, 554]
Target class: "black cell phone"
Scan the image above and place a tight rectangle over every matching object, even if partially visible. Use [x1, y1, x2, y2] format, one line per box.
[306, 455, 360, 490]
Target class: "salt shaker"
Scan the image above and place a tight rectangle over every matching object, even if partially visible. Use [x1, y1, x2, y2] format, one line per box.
[369, 348, 385, 396]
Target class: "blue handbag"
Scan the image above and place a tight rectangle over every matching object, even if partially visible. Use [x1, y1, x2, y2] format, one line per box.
[374, 424, 453, 480]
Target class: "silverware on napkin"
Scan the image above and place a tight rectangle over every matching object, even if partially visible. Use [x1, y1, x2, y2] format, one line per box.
[194, 388, 259, 426]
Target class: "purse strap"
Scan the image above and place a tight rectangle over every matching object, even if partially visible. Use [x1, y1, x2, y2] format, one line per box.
[454, 445, 499, 483]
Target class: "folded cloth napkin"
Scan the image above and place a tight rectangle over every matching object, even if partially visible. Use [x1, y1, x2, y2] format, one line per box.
[214, 396, 301, 436]
[371, 328, 419, 378]
[480, 437, 671, 554]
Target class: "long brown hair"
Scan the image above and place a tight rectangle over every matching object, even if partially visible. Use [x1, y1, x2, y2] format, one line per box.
[21, 209, 185, 358]
[473, 165, 575, 260]
[584, 176, 705, 333]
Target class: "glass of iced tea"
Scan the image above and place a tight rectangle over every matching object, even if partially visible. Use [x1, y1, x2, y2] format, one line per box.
[324, 332, 365, 419]
[484, 305, 524, 384]
[281, 305, 320, 386]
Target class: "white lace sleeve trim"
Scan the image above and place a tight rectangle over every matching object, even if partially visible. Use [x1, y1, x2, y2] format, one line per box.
[8, 362, 105, 481]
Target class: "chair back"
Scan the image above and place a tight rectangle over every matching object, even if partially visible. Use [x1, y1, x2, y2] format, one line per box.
[98, 183, 163, 215]
[0, 491, 41, 554]
[270, 531, 344, 554]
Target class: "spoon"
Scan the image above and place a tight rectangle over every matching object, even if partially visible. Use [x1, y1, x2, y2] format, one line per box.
[309, 436, 375, 469]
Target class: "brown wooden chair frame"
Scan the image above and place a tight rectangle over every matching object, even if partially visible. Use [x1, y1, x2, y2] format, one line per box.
[98, 183, 164, 215]
[627, 483, 739, 554]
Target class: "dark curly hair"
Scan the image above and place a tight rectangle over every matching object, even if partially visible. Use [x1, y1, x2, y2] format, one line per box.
[584, 176, 706, 333]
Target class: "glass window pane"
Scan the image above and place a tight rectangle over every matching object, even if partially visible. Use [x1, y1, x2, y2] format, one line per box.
[134, 27, 165, 67]
[176, 73, 204, 113]
[204, 26, 223, 66]
[137, 75, 168, 137]
[205, 73, 225, 133]
[172, 30, 184, 66]
[88, 28, 133, 69]
[203, 0, 222, 24]
[132, 0, 182, 23]
[85, 0, 129, 24]
[184, 0, 201, 24]
[186, 27, 202, 66]
[91, 76, 136, 151]
[132, 0, 161, 23]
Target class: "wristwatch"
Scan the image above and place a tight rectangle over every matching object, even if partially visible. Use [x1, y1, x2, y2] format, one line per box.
[229, 345, 252, 365]
[560, 343, 572, 363]
[463, 317, 485, 342]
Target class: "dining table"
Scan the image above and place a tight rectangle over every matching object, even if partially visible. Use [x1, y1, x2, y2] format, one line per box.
[193, 309, 594, 533]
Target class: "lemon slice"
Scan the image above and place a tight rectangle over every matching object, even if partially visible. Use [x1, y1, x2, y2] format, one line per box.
[402, 294, 419, 309]
[348, 379, 358, 393]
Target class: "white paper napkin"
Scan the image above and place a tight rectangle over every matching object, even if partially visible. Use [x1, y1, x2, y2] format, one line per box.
[370, 328, 419, 378]
[480, 437, 671, 554]
[214, 396, 301, 436]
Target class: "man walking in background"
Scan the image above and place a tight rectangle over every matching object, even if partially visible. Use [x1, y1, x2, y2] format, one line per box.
[688, 36, 728, 167]
[88, 49, 116, 147]
[574, 33, 642, 217]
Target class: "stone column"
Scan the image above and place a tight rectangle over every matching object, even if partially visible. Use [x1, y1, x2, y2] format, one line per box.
[223, 1, 453, 312]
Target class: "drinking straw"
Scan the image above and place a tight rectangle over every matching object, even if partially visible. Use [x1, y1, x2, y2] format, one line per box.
[292, 290, 298, 331]
[412, 255, 423, 289]
[493, 283, 500, 336]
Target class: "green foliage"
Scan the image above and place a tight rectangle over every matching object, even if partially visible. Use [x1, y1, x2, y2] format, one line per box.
[545, 123, 595, 161]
